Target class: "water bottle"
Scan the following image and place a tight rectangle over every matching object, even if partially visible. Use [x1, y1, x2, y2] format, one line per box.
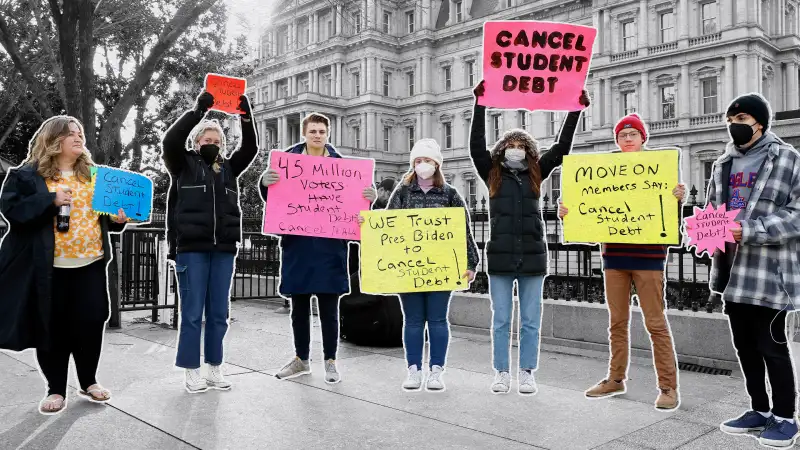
[56, 186, 70, 232]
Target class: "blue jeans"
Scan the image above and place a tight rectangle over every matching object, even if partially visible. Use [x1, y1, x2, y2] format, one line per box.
[489, 275, 545, 372]
[175, 251, 236, 369]
[400, 291, 452, 369]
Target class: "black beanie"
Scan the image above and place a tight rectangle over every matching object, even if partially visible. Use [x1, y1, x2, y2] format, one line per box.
[726, 93, 771, 131]
[378, 178, 396, 191]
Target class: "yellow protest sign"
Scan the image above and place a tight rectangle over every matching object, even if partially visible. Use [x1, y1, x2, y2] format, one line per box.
[360, 207, 468, 294]
[561, 149, 680, 244]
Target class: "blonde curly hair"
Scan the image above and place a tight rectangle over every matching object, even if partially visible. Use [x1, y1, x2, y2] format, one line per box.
[26, 115, 94, 182]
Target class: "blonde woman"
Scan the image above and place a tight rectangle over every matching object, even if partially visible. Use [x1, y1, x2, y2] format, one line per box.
[161, 91, 258, 393]
[0, 116, 128, 415]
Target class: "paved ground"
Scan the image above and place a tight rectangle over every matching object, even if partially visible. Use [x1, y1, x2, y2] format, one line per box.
[1, 299, 797, 449]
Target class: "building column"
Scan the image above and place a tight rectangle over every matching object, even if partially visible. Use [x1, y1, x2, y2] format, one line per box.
[602, 9, 611, 53]
[720, 0, 732, 29]
[592, 81, 603, 128]
[751, 54, 761, 93]
[640, 71, 649, 120]
[679, 0, 689, 38]
[367, 112, 376, 149]
[336, 63, 343, 97]
[679, 64, 690, 118]
[422, 55, 431, 93]
[724, 56, 734, 102]
[592, 9, 601, 54]
[366, 57, 373, 93]
[638, 0, 648, 49]
[276, 116, 284, 147]
[736, 54, 748, 96]
[789, 61, 799, 109]
[779, 0, 786, 35]
[603, 78, 612, 125]
[335, 5, 342, 35]
[422, 0, 431, 29]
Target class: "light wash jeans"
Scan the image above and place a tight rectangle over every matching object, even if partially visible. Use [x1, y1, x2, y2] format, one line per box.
[489, 275, 545, 372]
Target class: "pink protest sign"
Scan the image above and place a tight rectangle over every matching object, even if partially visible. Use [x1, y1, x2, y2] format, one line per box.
[683, 204, 739, 257]
[263, 151, 374, 240]
[479, 21, 597, 111]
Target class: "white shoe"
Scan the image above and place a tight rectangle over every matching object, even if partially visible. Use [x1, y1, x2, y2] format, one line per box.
[491, 371, 511, 394]
[324, 360, 340, 384]
[185, 368, 208, 393]
[518, 370, 538, 395]
[426, 365, 445, 391]
[402, 365, 422, 390]
[206, 364, 232, 390]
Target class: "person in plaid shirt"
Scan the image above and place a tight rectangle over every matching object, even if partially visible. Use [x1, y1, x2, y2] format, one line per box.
[705, 94, 800, 448]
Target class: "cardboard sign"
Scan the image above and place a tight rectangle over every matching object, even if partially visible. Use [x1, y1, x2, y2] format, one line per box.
[479, 21, 596, 111]
[263, 151, 374, 240]
[561, 150, 681, 244]
[90, 166, 153, 221]
[360, 208, 468, 294]
[204, 73, 247, 114]
[683, 203, 738, 256]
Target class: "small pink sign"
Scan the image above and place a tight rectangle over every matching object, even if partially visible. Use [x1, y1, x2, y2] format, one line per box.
[263, 151, 374, 240]
[683, 204, 739, 257]
[479, 21, 596, 111]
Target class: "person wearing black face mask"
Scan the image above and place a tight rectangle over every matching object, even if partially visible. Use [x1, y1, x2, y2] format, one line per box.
[161, 90, 259, 393]
[706, 93, 800, 447]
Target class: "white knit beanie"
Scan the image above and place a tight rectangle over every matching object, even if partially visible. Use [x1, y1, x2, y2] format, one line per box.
[409, 138, 443, 167]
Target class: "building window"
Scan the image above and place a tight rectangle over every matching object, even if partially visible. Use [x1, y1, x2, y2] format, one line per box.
[506, 0, 513, 7]
[703, 161, 714, 196]
[622, 21, 636, 51]
[354, 72, 360, 96]
[701, 78, 718, 114]
[354, 126, 361, 148]
[407, 126, 415, 151]
[455, 1, 463, 22]
[444, 66, 452, 91]
[444, 122, 453, 149]
[383, 71, 391, 96]
[518, 111, 528, 130]
[406, 11, 415, 33]
[550, 171, 562, 204]
[327, 20, 333, 38]
[466, 179, 477, 208]
[383, 126, 391, 151]
[548, 112, 559, 136]
[407, 71, 415, 96]
[278, 82, 288, 99]
[298, 78, 309, 93]
[578, 108, 590, 132]
[661, 85, 676, 119]
[383, 12, 391, 33]
[354, 12, 362, 33]
[623, 91, 637, 115]
[702, 2, 717, 34]
[321, 75, 331, 96]
[660, 11, 675, 43]
[466, 61, 475, 87]
[492, 115, 501, 141]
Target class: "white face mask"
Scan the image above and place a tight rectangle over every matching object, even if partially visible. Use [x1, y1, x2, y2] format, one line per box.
[505, 148, 526, 162]
[414, 162, 436, 179]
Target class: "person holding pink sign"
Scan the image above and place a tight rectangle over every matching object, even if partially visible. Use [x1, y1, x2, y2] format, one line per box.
[259, 113, 376, 384]
[162, 91, 258, 393]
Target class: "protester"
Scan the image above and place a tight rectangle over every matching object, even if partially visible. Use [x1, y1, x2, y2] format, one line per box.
[470, 80, 589, 395]
[558, 113, 685, 410]
[361, 138, 478, 391]
[372, 178, 397, 210]
[162, 91, 258, 393]
[259, 113, 376, 384]
[0, 116, 128, 414]
[704, 94, 799, 448]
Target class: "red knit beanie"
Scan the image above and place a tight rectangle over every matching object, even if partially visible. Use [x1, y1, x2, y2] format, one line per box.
[614, 113, 647, 142]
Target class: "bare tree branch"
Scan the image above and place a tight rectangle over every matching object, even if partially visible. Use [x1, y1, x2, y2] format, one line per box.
[28, 0, 66, 106]
[0, 13, 54, 117]
[0, 110, 21, 149]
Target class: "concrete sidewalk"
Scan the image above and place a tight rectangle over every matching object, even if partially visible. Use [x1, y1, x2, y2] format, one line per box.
[1, 299, 796, 449]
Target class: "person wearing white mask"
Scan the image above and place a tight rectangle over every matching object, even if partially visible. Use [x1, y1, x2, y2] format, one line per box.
[361, 138, 479, 391]
[470, 80, 590, 395]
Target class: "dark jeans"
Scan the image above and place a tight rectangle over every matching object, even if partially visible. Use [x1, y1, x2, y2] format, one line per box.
[175, 251, 236, 369]
[36, 260, 108, 397]
[400, 291, 452, 369]
[291, 294, 340, 361]
[725, 301, 797, 418]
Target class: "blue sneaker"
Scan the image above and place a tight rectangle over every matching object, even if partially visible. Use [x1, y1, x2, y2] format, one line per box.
[720, 410, 770, 434]
[759, 417, 799, 448]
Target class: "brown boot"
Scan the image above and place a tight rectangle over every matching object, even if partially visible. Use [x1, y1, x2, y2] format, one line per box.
[655, 387, 680, 410]
[585, 379, 626, 398]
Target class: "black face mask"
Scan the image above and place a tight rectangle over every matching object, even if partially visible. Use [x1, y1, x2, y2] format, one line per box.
[728, 123, 757, 147]
[199, 144, 219, 164]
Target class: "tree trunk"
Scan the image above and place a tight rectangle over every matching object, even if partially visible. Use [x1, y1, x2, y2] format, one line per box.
[78, 0, 97, 152]
[28, 0, 67, 107]
[0, 15, 54, 117]
[49, 0, 81, 118]
[96, 0, 218, 164]
[130, 95, 148, 172]
[0, 111, 22, 150]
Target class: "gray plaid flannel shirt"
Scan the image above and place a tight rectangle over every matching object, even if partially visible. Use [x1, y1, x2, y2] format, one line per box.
[705, 134, 800, 310]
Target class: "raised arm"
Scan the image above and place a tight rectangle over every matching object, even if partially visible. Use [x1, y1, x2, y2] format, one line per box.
[0, 168, 58, 228]
[539, 90, 590, 180]
[469, 82, 492, 183]
[161, 92, 213, 175]
[230, 95, 259, 177]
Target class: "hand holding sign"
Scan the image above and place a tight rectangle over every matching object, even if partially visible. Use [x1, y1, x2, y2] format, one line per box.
[204, 73, 247, 115]
[683, 203, 739, 256]
[90, 166, 153, 222]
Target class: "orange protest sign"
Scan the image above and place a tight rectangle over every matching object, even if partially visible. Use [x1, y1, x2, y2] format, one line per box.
[204, 73, 247, 114]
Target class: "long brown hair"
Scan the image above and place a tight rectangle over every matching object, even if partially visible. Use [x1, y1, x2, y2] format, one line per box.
[26, 115, 93, 182]
[488, 146, 542, 197]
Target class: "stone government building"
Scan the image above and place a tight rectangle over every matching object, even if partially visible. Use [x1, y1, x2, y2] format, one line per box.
[246, 0, 800, 210]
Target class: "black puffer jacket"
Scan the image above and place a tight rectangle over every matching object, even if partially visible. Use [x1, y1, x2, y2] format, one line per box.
[162, 110, 258, 256]
[469, 102, 581, 275]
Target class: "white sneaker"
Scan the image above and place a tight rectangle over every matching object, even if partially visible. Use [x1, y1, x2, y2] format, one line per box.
[276, 357, 311, 380]
[426, 365, 445, 391]
[185, 368, 208, 393]
[402, 365, 422, 390]
[518, 370, 538, 395]
[491, 371, 511, 394]
[324, 360, 340, 384]
[205, 364, 232, 390]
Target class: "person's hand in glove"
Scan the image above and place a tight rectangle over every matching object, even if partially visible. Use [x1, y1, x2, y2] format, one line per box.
[578, 89, 591, 108]
[238, 95, 252, 122]
[195, 91, 214, 114]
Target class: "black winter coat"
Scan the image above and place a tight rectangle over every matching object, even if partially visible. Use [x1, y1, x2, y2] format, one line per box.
[162, 110, 258, 257]
[469, 102, 581, 275]
[0, 164, 125, 351]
